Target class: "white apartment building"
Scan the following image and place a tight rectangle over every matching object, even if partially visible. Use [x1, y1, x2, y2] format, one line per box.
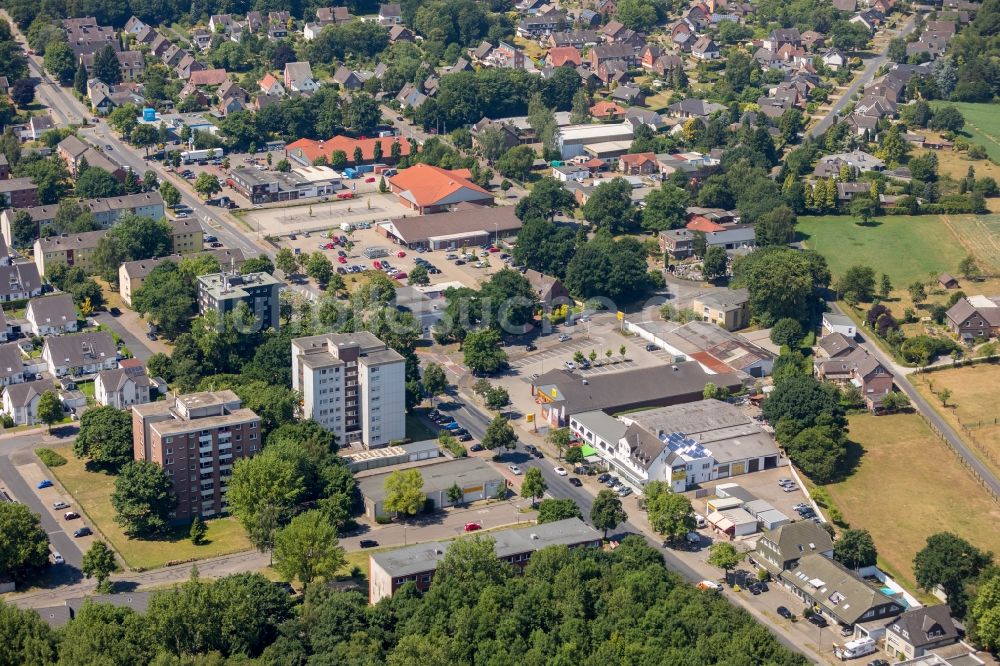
[291, 332, 406, 448]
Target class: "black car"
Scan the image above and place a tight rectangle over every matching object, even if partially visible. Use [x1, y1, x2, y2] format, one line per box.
[807, 614, 828, 628]
[749, 583, 761, 595]
[109, 307, 121, 316]
[867, 660, 889, 666]
[525, 343, 537, 352]
[359, 539, 379, 548]
[146, 332, 158, 341]
[777, 606, 793, 619]
[596, 473, 611, 483]
[470, 443, 483, 452]
[568, 478, 582, 487]
[428, 409, 440, 420]
[73, 527, 92, 538]
[645, 343, 658, 351]
[454, 259, 466, 265]
[458, 433, 472, 442]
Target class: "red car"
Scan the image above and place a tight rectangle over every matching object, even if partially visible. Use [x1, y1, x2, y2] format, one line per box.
[336, 192, 353, 200]
[393, 271, 407, 280]
[373, 260, 382, 269]
[488, 246, 500, 253]
[338, 256, 347, 263]
[464, 522, 482, 532]
[324, 242, 336, 250]
[396, 250, 406, 258]
[365, 177, 376, 183]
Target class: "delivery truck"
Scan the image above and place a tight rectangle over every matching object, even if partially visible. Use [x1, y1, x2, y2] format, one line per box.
[181, 148, 224, 163]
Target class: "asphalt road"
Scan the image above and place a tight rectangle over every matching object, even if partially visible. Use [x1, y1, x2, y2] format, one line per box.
[807, 15, 918, 139]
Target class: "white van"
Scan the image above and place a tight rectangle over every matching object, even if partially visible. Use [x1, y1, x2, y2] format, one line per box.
[50, 551, 64, 565]
[695, 514, 707, 528]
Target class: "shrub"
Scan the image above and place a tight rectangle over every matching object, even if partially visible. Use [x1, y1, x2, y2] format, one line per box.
[35, 448, 67, 467]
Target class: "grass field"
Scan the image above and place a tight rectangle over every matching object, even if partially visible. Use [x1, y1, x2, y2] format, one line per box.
[940, 214, 1000, 274]
[937, 102, 1000, 164]
[797, 214, 969, 284]
[912, 364, 1000, 480]
[49, 445, 252, 570]
[824, 413, 1000, 588]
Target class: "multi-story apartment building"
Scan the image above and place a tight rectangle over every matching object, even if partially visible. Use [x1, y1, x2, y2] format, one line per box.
[291, 332, 406, 448]
[33, 230, 108, 277]
[197, 270, 282, 331]
[132, 390, 261, 521]
[168, 218, 204, 254]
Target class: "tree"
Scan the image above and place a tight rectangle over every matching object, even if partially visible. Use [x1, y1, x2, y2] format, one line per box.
[834, 528, 878, 570]
[762, 375, 845, 440]
[111, 461, 177, 537]
[930, 105, 965, 133]
[514, 176, 576, 221]
[565, 236, 652, 302]
[306, 252, 334, 286]
[81, 540, 117, 593]
[969, 572, 1000, 651]
[582, 178, 635, 233]
[36, 391, 63, 432]
[194, 172, 222, 198]
[241, 256, 275, 275]
[837, 265, 877, 303]
[159, 180, 181, 208]
[537, 498, 582, 523]
[485, 386, 510, 411]
[92, 44, 122, 85]
[482, 414, 517, 458]
[75, 167, 122, 199]
[384, 469, 426, 517]
[57, 601, 153, 665]
[770, 317, 805, 348]
[520, 467, 547, 506]
[227, 449, 305, 552]
[732, 247, 830, 326]
[645, 482, 695, 543]
[590, 489, 627, 538]
[10, 210, 36, 249]
[274, 248, 299, 276]
[755, 206, 796, 247]
[131, 261, 200, 340]
[421, 362, 448, 406]
[446, 483, 463, 506]
[496, 145, 535, 180]
[9, 78, 36, 107]
[43, 41, 76, 84]
[73, 406, 133, 472]
[0, 502, 49, 580]
[407, 263, 429, 285]
[547, 427, 571, 460]
[641, 184, 688, 232]
[959, 254, 980, 280]
[880, 391, 910, 413]
[702, 246, 728, 281]
[74, 61, 88, 95]
[273, 510, 345, 586]
[879, 273, 893, 299]
[909, 281, 927, 304]
[190, 516, 207, 545]
[463, 328, 508, 375]
[708, 542, 744, 575]
[914, 532, 992, 617]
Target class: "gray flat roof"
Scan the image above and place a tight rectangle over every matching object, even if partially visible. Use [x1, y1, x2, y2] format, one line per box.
[370, 517, 601, 577]
[358, 457, 504, 503]
[571, 409, 628, 442]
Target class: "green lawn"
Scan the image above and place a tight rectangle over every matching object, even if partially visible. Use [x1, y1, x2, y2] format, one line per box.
[797, 214, 968, 285]
[405, 414, 437, 442]
[935, 102, 1000, 164]
[49, 445, 252, 570]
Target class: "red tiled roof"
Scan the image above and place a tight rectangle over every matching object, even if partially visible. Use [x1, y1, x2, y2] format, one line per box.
[686, 216, 725, 232]
[387, 163, 491, 208]
[590, 100, 626, 118]
[189, 68, 229, 86]
[619, 151, 656, 166]
[691, 351, 733, 374]
[285, 135, 412, 163]
[547, 46, 582, 67]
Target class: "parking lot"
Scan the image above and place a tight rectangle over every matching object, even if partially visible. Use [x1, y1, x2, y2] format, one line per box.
[16, 461, 96, 555]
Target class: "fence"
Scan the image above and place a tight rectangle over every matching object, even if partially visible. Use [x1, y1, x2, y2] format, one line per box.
[915, 409, 1000, 505]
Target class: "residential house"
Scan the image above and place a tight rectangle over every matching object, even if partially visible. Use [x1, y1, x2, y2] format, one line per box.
[0, 342, 25, 386]
[64, 17, 117, 61]
[779, 554, 904, 627]
[388, 25, 414, 42]
[545, 46, 582, 67]
[189, 69, 229, 87]
[691, 289, 750, 331]
[659, 225, 755, 259]
[316, 6, 352, 24]
[95, 361, 153, 409]
[0, 263, 42, 301]
[764, 28, 802, 51]
[667, 98, 726, 119]
[0, 178, 39, 208]
[546, 31, 601, 48]
[833, 0, 856, 9]
[589, 43, 637, 69]
[284, 62, 318, 93]
[551, 164, 590, 182]
[590, 101, 627, 121]
[25, 294, 77, 336]
[524, 269, 571, 306]
[754, 521, 835, 575]
[115, 51, 145, 81]
[516, 11, 568, 38]
[33, 231, 108, 277]
[800, 30, 827, 50]
[56, 136, 126, 181]
[813, 150, 885, 178]
[333, 66, 364, 90]
[822, 313, 857, 338]
[42, 331, 118, 377]
[258, 73, 285, 96]
[118, 250, 245, 306]
[814, 336, 894, 410]
[618, 152, 658, 175]
[884, 606, 959, 661]
[822, 48, 846, 70]
[945, 295, 1000, 341]
[610, 84, 645, 105]
[691, 36, 720, 59]
[216, 81, 248, 116]
[624, 108, 666, 132]
[2, 379, 50, 425]
[378, 3, 402, 25]
[174, 54, 206, 80]
[470, 118, 520, 153]
[191, 28, 213, 50]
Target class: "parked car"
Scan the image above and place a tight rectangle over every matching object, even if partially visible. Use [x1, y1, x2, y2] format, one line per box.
[525, 343, 537, 352]
[458, 433, 472, 442]
[777, 606, 793, 619]
[52, 500, 69, 510]
[63, 511, 80, 520]
[210, 242, 223, 248]
[442, 422, 461, 431]
[558, 334, 571, 342]
[568, 478, 582, 487]
[597, 473, 610, 483]
[464, 522, 482, 532]
[428, 409, 440, 420]
[605, 476, 619, 487]
[553, 466, 567, 476]
[396, 250, 406, 258]
[37, 479, 53, 489]
[807, 614, 828, 628]
[109, 307, 121, 316]
[617, 486, 632, 497]
[454, 259, 466, 265]
[645, 343, 658, 351]
[73, 527, 92, 538]
[507, 464, 522, 475]
[393, 272, 407, 280]
[336, 267, 347, 275]
[51, 552, 64, 565]
[778, 478, 793, 487]
[697, 580, 723, 592]
[359, 539, 379, 548]
[470, 443, 483, 452]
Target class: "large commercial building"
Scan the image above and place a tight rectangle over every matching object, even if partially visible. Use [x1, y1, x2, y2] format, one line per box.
[292, 332, 406, 448]
[377, 204, 522, 250]
[132, 390, 261, 520]
[369, 518, 602, 603]
[197, 270, 282, 331]
[358, 457, 505, 519]
[227, 166, 340, 204]
[556, 122, 634, 158]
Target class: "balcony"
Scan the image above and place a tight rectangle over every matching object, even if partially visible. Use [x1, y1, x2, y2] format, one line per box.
[201, 488, 215, 497]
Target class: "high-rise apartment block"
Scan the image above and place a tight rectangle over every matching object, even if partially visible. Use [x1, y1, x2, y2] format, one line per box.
[132, 390, 261, 521]
[197, 270, 282, 331]
[292, 332, 406, 448]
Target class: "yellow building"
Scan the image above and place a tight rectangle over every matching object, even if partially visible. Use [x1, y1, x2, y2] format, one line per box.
[168, 218, 204, 254]
[691, 288, 750, 331]
[33, 230, 108, 277]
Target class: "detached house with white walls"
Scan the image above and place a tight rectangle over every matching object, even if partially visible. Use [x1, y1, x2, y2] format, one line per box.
[42, 332, 118, 377]
[25, 294, 77, 336]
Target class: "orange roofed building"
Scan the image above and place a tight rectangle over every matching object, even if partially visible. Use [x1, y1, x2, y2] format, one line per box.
[284, 135, 412, 167]
[387, 164, 493, 214]
[686, 216, 725, 232]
